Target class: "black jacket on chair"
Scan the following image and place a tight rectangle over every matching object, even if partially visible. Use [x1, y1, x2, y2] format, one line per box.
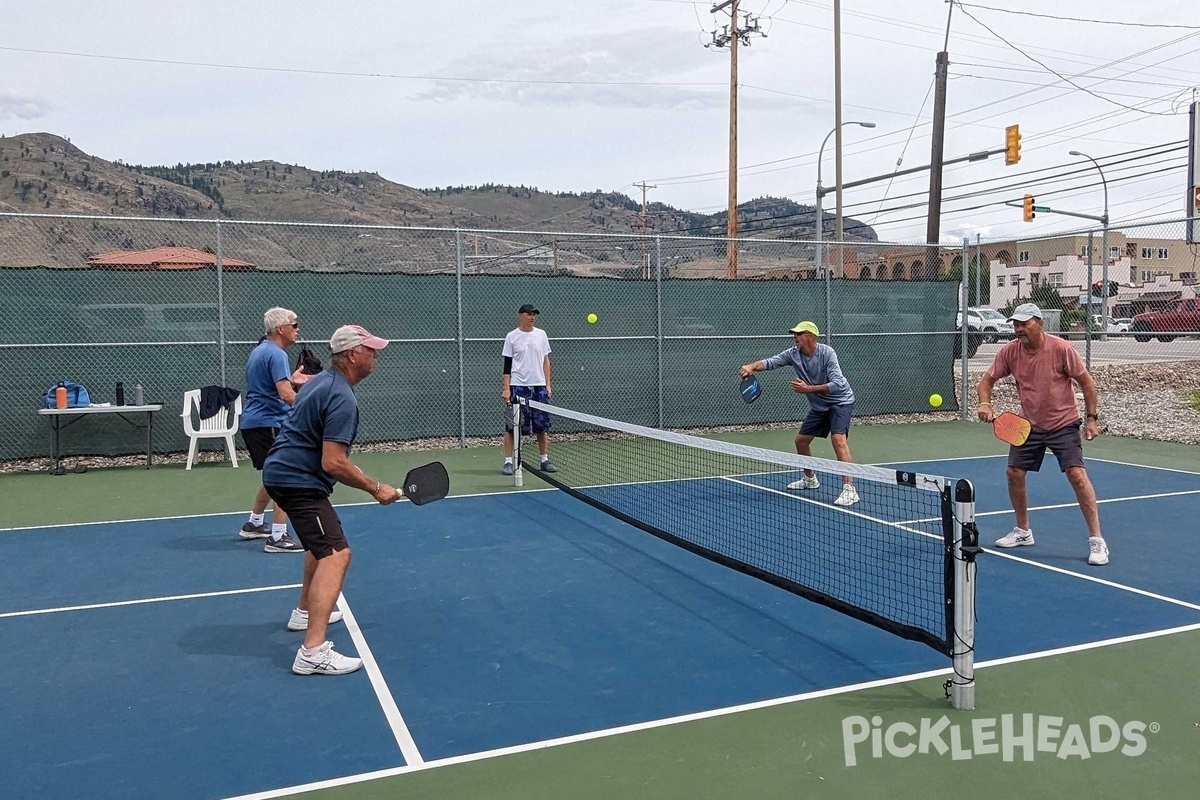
[198, 385, 241, 420]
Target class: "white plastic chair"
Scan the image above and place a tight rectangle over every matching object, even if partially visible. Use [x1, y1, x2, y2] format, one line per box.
[181, 389, 242, 470]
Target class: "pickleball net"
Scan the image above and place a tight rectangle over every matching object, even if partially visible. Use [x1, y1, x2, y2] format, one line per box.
[511, 397, 980, 709]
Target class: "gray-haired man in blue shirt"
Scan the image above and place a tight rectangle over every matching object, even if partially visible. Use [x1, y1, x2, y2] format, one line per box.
[739, 320, 859, 506]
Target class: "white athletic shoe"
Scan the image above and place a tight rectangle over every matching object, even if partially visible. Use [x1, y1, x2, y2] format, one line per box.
[995, 527, 1035, 548]
[292, 641, 362, 675]
[1087, 536, 1110, 566]
[787, 475, 820, 490]
[287, 608, 345, 631]
[833, 485, 860, 507]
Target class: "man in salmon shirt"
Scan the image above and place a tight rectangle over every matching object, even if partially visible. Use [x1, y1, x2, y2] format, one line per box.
[975, 303, 1109, 566]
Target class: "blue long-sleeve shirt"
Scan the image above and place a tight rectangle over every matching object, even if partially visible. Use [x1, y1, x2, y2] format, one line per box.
[761, 343, 855, 411]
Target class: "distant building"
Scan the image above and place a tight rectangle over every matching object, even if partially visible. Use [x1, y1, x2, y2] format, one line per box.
[977, 232, 1196, 288]
[967, 232, 1196, 313]
[86, 246, 254, 271]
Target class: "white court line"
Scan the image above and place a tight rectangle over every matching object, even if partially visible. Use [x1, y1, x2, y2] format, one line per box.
[337, 592, 425, 766]
[0, 583, 300, 620]
[721, 475, 944, 543]
[0, 585, 427, 765]
[980, 547, 1200, 611]
[1085, 455, 1200, 476]
[6, 454, 1191, 536]
[903, 487, 1200, 526]
[0, 487, 557, 534]
[215, 619, 1200, 800]
[898, 493, 1200, 613]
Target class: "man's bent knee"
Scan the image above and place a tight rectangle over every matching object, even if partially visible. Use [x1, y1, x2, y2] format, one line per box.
[1064, 466, 1090, 485]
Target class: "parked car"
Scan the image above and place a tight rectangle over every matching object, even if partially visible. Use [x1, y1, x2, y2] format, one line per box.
[1091, 315, 1132, 333]
[957, 306, 1013, 343]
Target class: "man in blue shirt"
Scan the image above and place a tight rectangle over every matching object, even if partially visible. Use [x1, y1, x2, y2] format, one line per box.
[263, 324, 402, 676]
[237, 307, 310, 553]
[739, 320, 860, 506]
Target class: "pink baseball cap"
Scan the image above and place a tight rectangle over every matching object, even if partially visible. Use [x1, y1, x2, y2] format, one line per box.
[329, 324, 389, 354]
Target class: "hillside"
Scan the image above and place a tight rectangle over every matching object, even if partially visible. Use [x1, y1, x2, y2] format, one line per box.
[0, 132, 878, 274]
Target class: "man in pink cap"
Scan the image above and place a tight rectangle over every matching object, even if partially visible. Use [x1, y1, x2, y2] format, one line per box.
[263, 324, 402, 675]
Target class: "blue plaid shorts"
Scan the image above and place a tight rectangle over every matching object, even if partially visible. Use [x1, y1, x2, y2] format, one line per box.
[508, 385, 552, 434]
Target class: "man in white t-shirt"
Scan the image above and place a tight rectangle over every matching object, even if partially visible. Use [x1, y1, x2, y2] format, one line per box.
[501, 303, 556, 475]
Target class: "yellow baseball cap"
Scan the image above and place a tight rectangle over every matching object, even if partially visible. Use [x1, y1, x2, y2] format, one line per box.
[788, 321, 820, 337]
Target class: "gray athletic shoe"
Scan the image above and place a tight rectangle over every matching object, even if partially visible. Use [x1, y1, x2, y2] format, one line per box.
[540, 460, 558, 473]
[501, 462, 515, 476]
[238, 522, 270, 539]
[264, 533, 304, 553]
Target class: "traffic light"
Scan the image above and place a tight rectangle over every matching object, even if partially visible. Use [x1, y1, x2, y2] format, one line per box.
[1022, 194, 1035, 222]
[1005, 124, 1021, 166]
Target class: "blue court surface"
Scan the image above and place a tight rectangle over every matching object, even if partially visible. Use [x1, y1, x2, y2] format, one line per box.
[2, 455, 1199, 799]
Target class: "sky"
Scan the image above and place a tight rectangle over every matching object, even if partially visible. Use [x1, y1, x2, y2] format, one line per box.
[2, 0, 1197, 243]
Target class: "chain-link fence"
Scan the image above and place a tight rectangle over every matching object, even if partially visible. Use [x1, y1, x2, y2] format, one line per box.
[0, 213, 985, 466]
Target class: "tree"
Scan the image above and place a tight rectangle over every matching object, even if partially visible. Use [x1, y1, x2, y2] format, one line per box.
[1030, 282, 1064, 310]
[938, 258, 991, 305]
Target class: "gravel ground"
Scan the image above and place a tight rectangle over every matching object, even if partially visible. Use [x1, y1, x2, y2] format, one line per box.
[4, 362, 1198, 474]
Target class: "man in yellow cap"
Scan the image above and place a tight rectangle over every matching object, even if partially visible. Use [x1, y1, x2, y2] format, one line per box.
[739, 320, 859, 506]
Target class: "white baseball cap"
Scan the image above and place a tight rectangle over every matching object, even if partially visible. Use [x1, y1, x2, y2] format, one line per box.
[329, 324, 389, 354]
[1007, 303, 1043, 322]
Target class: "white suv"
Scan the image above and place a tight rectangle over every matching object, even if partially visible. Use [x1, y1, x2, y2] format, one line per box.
[957, 307, 1014, 343]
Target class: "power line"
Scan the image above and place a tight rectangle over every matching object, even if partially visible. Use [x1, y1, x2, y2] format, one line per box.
[0, 45, 725, 88]
[784, 0, 1200, 81]
[955, 5, 1192, 116]
[954, 3, 1200, 30]
[662, 146, 1186, 235]
[953, 61, 1195, 90]
[950, 72, 1190, 100]
[651, 40, 1196, 190]
[841, 142, 1186, 212]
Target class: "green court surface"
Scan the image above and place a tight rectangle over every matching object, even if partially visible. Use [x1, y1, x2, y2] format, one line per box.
[5, 419, 1200, 798]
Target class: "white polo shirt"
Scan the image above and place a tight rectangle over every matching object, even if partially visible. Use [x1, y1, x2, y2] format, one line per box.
[502, 327, 552, 386]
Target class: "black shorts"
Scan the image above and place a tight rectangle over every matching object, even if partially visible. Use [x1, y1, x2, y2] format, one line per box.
[1008, 421, 1085, 473]
[263, 487, 348, 559]
[240, 427, 278, 470]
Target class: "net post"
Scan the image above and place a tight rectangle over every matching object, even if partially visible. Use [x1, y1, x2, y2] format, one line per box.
[511, 400, 523, 487]
[951, 478, 978, 710]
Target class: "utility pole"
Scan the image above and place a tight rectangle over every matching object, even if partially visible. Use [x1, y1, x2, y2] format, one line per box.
[634, 181, 656, 230]
[634, 181, 656, 279]
[833, 0, 843, 277]
[707, 0, 764, 278]
[925, 51, 949, 279]
[925, 3, 954, 279]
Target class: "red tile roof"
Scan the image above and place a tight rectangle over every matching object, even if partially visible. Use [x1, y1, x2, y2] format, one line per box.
[87, 246, 255, 270]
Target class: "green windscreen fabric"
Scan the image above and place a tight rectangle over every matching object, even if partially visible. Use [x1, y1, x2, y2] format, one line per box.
[0, 268, 962, 460]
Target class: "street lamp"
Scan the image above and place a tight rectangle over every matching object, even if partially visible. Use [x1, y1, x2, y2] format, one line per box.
[816, 121, 875, 279]
[1069, 150, 1111, 328]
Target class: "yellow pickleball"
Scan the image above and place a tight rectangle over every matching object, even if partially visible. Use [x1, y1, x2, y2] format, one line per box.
[587, 313, 598, 324]
[929, 393, 944, 408]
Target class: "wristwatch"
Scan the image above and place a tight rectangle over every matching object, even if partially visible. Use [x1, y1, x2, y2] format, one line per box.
[1086, 413, 1099, 421]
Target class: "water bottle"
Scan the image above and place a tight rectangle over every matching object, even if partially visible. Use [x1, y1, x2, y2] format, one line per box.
[115, 382, 125, 405]
[55, 382, 68, 409]
[133, 383, 144, 406]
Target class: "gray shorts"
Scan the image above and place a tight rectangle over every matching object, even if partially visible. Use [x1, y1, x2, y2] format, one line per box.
[1008, 421, 1085, 473]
